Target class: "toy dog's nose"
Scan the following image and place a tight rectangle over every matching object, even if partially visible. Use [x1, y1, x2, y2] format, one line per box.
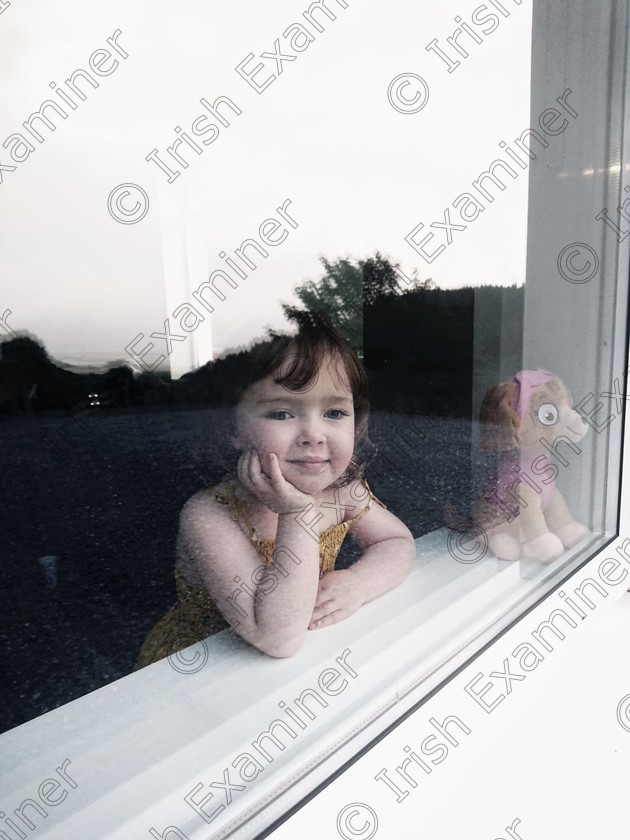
[571, 410, 589, 433]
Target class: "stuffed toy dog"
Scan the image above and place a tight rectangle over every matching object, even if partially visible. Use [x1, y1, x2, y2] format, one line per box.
[475, 369, 590, 563]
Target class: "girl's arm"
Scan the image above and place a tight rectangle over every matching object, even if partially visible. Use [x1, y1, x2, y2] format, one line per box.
[309, 484, 415, 629]
[344, 498, 416, 603]
[179, 454, 325, 658]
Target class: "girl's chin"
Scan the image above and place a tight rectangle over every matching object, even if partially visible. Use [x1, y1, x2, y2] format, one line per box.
[285, 463, 349, 492]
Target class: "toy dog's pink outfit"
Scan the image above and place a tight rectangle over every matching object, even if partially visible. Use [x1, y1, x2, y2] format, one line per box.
[483, 370, 557, 518]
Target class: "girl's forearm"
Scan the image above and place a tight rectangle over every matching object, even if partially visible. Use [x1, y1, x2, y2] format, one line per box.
[346, 537, 416, 606]
[250, 511, 321, 653]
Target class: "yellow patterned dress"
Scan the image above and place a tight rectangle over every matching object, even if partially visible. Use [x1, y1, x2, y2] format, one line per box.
[134, 481, 385, 668]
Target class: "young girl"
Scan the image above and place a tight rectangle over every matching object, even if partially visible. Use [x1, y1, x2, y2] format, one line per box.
[135, 312, 415, 665]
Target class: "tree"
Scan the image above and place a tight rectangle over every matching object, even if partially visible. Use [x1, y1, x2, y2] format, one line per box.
[0, 334, 51, 373]
[282, 256, 363, 353]
[282, 252, 432, 356]
[362, 252, 401, 306]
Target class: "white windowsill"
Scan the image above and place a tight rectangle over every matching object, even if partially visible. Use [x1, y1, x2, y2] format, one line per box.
[0, 527, 602, 840]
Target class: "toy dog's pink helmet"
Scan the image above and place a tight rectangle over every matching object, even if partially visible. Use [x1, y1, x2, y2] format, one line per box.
[512, 369, 557, 421]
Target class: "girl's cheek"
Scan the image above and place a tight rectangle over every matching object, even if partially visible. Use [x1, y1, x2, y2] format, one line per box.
[242, 417, 267, 441]
[248, 440, 270, 463]
[250, 428, 281, 455]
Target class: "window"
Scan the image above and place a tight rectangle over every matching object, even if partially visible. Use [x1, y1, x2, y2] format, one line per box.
[1, 1, 628, 838]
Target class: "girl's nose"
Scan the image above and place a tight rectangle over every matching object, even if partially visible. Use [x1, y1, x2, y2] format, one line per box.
[298, 416, 326, 445]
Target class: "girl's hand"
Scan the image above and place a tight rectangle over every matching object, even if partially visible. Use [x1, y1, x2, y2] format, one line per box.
[308, 569, 365, 629]
[237, 448, 315, 515]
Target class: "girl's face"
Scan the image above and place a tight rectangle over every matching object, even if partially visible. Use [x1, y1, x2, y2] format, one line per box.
[233, 353, 356, 494]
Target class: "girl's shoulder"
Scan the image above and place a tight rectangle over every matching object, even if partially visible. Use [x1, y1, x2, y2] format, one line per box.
[180, 478, 238, 525]
[337, 478, 387, 525]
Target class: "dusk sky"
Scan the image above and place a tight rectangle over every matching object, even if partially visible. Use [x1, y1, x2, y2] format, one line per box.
[0, 0, 532, 375]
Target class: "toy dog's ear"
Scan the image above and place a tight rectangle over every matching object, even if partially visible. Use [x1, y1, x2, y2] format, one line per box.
[479, 382, 520, 450]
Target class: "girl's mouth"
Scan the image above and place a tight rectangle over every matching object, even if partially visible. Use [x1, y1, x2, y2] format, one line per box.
[289, 459, 329, 472]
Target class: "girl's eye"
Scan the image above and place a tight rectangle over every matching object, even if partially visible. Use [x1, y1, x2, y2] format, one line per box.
[266, 410, 293, 420]
[326, 409, 350, 420]
[537, 403, 558, 426]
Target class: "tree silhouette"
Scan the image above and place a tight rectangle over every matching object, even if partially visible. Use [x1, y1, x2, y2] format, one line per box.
[282, 256, 363, 353]
[281, 252, 432, 356]
[361, 252, 401, 306]
[0, 335, 51, 372]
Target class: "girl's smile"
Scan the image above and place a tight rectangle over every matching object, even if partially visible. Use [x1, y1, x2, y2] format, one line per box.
[287, 457, 329, 474]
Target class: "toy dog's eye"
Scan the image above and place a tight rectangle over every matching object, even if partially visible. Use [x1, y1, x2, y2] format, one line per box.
[537, 403, 558, 426]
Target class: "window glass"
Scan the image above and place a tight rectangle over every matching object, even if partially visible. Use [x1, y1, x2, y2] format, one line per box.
[1, 3, 627, 836]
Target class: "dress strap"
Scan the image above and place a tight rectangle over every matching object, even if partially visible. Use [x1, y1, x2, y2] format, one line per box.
[227, 483, 259, 539]
[206, 486, 237, 521]
[207, 484, 259, 539]
[346, 479, 387, 526]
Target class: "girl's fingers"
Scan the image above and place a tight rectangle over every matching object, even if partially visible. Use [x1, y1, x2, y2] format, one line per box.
[250, 449, 271, 486]
[309, 608, 344, 629]
[249, 450, 277, 500]
[258, 450, 274, 481]
[248, 448, 261, 480]
[236, 450, 248, 487]
[239, 449, 262, 494]
[267, 453, 285, 488]
[239, 449, 253, 483]
[311, 595, 335, 619]
[314, 591, 334, 610]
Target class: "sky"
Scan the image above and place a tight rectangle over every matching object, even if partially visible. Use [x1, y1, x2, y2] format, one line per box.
[0, 0, 532, 375]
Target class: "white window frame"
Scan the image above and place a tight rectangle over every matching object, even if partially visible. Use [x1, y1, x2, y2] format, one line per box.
[1, 3, 628, 840]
